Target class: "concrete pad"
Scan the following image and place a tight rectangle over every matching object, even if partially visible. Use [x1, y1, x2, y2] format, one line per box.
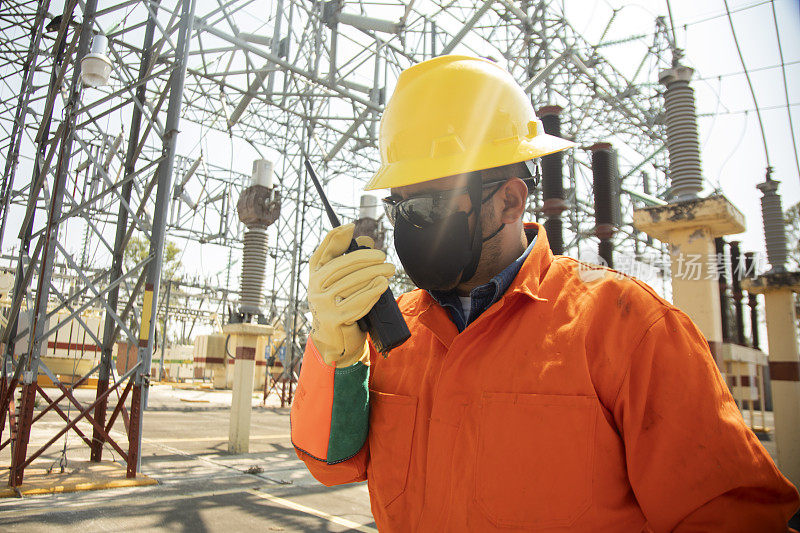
[0, 461, 156, 497]
[0, 386, 374, 532]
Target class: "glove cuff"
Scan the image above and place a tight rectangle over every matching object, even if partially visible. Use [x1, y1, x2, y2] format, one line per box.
[336, 342, 369, 368]
[290, 338, 370, 464]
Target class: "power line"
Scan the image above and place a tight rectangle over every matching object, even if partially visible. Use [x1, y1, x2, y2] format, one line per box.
[694, 59, 800, 81]
[770, 0, 800, 183]
[723, 0, 771, 169]
[698, 102, 800, 117]
[665, 0, 679, 56]
[682, 0, 771, 28]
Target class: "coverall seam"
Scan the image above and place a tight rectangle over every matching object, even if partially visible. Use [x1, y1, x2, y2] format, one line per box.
[292, 440, 367, 468]
[609, 308, 670, 415]
[334, 361, 367, 375]
[307, 338, 336, 375]
[397, 290, 433, 317]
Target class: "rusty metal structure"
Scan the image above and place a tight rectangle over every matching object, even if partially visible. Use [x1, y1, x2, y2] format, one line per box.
[0, 0, 685, 484]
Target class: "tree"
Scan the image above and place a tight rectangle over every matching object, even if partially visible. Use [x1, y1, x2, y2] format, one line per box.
[124, 234, 183, 281]
[785, 201, 800, 270]
[782, 202, 800, 333]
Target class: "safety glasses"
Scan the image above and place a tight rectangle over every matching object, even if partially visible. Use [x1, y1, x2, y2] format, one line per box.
[382, 179, 507, 228]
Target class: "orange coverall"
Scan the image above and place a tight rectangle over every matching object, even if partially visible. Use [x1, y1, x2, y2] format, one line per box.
[292, 223, 799, 531]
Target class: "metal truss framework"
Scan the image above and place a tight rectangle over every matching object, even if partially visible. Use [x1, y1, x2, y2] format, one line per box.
[0, 0, 679, 484]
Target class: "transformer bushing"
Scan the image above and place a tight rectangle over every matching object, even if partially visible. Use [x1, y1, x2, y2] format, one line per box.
[353, 194, 386, 251]
[236, 159, 281, 319]
[536, 106, 566, 254]
[755, 178, 788, 274]
[659, 65, 703, 201]
[591, 142, 616, 268]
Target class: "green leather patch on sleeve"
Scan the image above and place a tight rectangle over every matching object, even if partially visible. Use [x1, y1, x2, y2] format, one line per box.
[326, 362, 370, 464]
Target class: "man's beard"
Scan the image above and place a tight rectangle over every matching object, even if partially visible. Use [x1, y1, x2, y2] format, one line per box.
[455, 205, 503, 293]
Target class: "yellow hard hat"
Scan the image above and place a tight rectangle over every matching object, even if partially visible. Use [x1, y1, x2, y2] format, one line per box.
[364, 55, 576, 191]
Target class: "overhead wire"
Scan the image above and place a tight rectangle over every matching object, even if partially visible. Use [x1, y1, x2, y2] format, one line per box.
[769, 0, 800, 183]
[702, 75, 723, 149]
[682, 0, 771, 28]
[694, 59, 800, 81]
[664, 0, 679, 54]
[716, 111, 750, 186]
[698, 102, 800, 117]
[722, 0, 771, 170]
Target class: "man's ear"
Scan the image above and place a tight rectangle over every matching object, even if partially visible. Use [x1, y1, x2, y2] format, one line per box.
[497, 177, 528, 224]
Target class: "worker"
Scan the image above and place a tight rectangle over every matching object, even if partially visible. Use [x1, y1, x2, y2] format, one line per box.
[290, 55, 800, 531]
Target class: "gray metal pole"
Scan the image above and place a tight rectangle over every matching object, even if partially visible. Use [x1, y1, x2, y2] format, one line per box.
[266, 0, 284, 96]
[159, 280, 172, 381]
[129, 0, 196, 477]
[25, 0, 98, 396]
[91, 0, 161, 463]
[9, 0, 99, 487]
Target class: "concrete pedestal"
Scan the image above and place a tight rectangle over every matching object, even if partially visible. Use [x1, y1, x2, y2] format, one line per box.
[222, 323, 273, 454]
[633, 195, 745, 342]
[743, 272, 800, 488]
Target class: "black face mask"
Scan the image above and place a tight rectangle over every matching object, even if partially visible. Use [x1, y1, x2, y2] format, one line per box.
[394, 210, 474, 291]
[393, 174, 504, 292]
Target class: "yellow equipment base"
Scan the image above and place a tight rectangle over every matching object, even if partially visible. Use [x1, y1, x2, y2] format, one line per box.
[0, 460, 157, 497]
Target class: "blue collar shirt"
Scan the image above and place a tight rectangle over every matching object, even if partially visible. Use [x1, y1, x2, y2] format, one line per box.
[429, 229, 537, 332]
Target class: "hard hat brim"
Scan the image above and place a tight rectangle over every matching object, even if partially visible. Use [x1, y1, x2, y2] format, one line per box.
[364, 133, 576, 191]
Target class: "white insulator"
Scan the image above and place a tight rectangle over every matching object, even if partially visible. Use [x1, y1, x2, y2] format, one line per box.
[252, 159, 274, 188]
[359, 194, 378, 220]
[660, 66, 703, 201]
[756, 179, 788, 273]
[239, 226, 269, 314]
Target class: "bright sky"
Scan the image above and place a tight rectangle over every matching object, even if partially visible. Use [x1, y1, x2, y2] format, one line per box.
[4, 0, 798, 307]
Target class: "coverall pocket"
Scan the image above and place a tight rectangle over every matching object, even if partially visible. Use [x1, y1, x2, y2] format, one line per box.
[475, 392, 597, 529]
[367, 390, 417, 507]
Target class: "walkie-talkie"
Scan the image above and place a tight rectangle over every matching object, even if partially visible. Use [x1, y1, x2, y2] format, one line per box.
[304, 159, 411, 355]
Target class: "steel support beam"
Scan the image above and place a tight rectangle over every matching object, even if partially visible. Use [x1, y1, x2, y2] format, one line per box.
[128, 0, 196, 478]
[8, 0, 99, 487]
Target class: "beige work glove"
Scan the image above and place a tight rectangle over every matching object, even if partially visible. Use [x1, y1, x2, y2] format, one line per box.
[308, 223, 395, 367]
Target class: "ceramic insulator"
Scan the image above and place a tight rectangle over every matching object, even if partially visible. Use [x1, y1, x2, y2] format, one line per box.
[239, 226, 269, 315]
[757, 180, 788, 272]
[661, 67, 703, 200]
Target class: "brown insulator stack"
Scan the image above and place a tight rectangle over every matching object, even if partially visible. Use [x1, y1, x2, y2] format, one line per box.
[536, 106, 566, 255]
[591, 142, 615, 268]
[728, 241, 746, 345]
[659, 65, 703, 200]
[756, 178, 788, 273]
[744, 251, 760, 349]
[715, 238, 732, 343]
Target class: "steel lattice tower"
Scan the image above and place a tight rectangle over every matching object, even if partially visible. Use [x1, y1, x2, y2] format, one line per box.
[0, 0, 677, 483]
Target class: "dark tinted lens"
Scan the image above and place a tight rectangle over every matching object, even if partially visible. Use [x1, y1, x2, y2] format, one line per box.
[398, 196, 436, 227]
